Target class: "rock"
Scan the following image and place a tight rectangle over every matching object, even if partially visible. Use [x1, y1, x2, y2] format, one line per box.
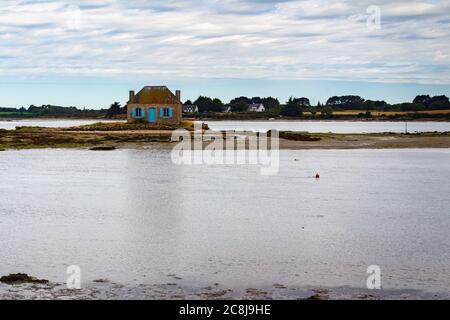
[305, 294, 324, 300]
[89, 146, 116, 151]
[93, 279, 109, 283]
[0, 273, 49, 285]
[200, 290, 229, 298]
[279, 131, 321, 141]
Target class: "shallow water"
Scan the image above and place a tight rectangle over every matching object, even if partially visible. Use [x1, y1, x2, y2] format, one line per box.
[1, 119, 450, 134]
[0, 119, 123, 130]
[205, 120, 450, 133]
[0, 148, 449, 296]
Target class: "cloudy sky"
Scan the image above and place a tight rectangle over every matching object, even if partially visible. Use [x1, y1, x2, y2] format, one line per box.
[1, 0, 449, 107]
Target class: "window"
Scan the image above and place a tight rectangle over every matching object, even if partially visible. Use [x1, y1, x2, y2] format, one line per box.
[163, 108, 170, 117]
[136, 108, 142, 117]
[161, 108, 172, 118]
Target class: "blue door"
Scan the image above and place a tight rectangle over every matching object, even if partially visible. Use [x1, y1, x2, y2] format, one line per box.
[148, 108, 156, 123]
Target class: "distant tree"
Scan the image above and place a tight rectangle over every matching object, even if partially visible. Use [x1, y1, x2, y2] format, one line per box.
[230, 101, 249, 112]
[413, 95, 431, 105]
[226, 96, 280, 112]
[392, 95, 450, 111]
[212, 98, 224, 112]
[307, 107, 317, 116]
[194, 96, 223, 113]
[392, 103, 424, 112]
[261, 97, 280, 110]
[321, 106, 334, 118]
[25, 104, 106, 117]
[280, 97, 310, 116]
[230, 96, 251, 105]
[281, 97, 303, 117]
[229, 96, 251, 112]
[326, 96, 365, 109]
[428, 95, 450, 110]
[251, 97, 263, 104]
[107, 102, 122, 117]
[363, 100, 388, 110]
[184, 100, 193, 105]
[28, 105, 43, 114]
[292, 97, 311, 107]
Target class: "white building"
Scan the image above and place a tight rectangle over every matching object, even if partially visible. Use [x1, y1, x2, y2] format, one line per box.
[248, 103, 265, 112]
[182, 105, 199, 113]
[223, 106, 232, 113]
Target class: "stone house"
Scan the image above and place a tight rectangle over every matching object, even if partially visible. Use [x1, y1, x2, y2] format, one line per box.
[127, 86, 182, 125]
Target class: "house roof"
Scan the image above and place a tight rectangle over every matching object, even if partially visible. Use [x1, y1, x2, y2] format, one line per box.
[129, 86, 181, 104]
[183, 105, 198, 109]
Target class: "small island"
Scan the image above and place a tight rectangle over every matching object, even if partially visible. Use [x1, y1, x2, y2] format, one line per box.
[1, 121, 449, 150]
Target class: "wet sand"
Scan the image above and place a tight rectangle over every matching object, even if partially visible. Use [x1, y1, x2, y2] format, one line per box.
[279, 132, 450, 149]
[1, 280, 448, 300]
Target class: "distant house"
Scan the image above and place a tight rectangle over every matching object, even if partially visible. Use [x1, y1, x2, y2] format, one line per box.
[127, 86, 182, 125]
[248, 103, 265, 112]
[182, 105, 199, 113]
[223, 106, 232, 113]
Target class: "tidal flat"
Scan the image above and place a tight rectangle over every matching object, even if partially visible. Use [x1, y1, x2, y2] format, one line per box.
[1, 281, 447, 300]
[1, 125, 450, 150]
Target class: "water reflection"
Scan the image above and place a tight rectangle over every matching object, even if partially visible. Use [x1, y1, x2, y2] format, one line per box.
[206, 120, 450, 133]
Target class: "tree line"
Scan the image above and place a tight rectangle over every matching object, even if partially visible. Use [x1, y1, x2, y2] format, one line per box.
[0, 104, 125, 118]
[181, 94, 450, 117]
[1, 94, 449, 119]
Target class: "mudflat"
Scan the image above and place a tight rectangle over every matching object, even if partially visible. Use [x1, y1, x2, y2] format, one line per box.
[0, 126, 449, 150]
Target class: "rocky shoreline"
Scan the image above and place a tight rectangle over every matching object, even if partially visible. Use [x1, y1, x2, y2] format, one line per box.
[1, 276, 447, 300]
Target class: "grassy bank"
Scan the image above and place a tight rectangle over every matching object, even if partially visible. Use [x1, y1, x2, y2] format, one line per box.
[0, 121, 201, 150]
[0, 127, 174, 150]
[70, 120, 198, 131]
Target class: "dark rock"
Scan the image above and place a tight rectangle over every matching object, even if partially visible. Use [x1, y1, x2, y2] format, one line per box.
[89, 146, 116, 151]
[0, 273, 49, 285]
[305, 294, 324, 300]
[279, 131, 321, 141]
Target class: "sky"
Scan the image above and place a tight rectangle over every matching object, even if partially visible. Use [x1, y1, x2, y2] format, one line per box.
[0, 0, 450, 108]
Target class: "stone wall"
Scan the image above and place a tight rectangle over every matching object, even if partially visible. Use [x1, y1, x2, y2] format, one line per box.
[127, 103, 182, 125]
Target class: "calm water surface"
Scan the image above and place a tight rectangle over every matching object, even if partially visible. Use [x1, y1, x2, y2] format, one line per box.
[0, 119, 123, 130]
[206, 120, 450, 133]
[0, 148, 449, 294]
[1, 119, 450, 133]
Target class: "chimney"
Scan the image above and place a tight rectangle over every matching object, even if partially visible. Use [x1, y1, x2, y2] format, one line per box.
[129, 90, 135, 101]
[176, 90, 181, 102]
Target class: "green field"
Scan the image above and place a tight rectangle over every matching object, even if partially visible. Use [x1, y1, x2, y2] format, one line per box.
[0, 112, 34, 117]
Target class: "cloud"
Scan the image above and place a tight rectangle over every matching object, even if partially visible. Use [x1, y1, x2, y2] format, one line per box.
[0, 0, 449, 84]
